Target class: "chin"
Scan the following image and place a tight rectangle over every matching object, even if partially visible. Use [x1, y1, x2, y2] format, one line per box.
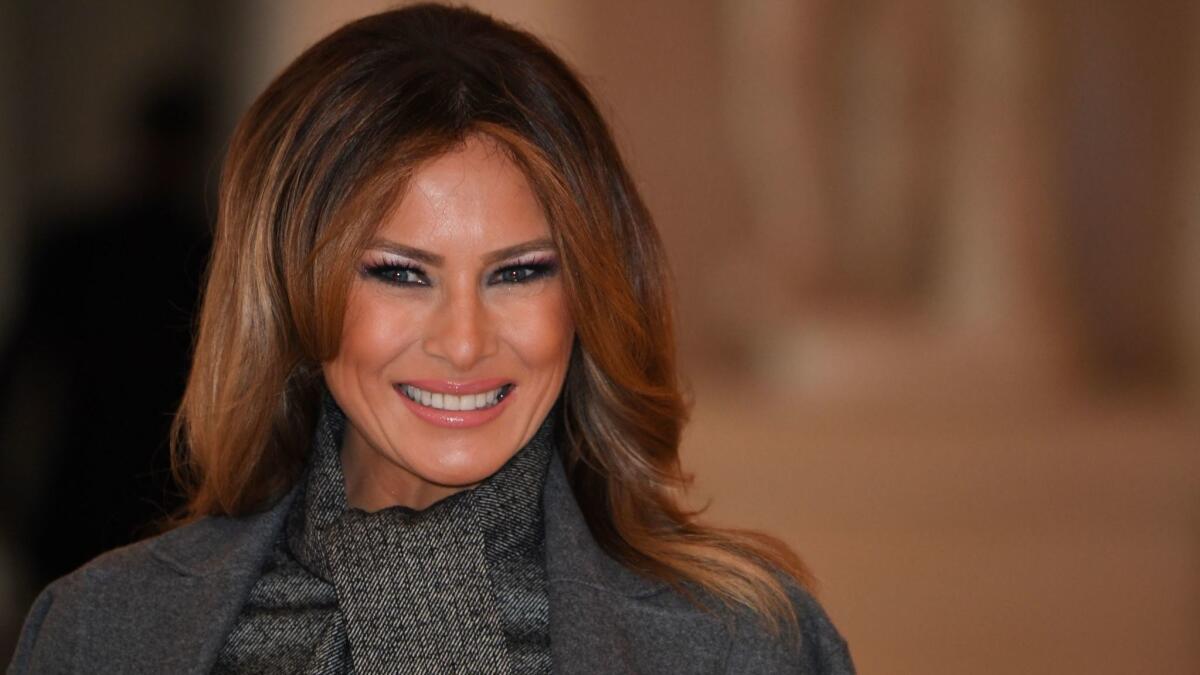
[410, 450, 512, 489]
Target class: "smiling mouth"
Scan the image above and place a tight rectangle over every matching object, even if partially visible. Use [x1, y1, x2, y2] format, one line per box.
[398, 383, 514, 411]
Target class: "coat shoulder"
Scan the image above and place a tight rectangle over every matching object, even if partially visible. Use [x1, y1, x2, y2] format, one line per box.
[7, 512, 277, 674]
[25, 513, 243, 598]
[724, 578, 856, 675]
[578, 569, 855, 675]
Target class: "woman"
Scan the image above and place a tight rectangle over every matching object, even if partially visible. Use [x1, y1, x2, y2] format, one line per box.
[11, 4, 854, 673]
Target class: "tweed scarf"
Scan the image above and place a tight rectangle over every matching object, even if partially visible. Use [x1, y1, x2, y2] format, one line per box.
[213, 396, 554, 674]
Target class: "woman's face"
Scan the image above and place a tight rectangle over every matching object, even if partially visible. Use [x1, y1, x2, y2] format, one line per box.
[323, 135, 574, 511]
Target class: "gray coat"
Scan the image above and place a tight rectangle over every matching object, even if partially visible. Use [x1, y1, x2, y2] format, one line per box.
[9, 456, 854, 674]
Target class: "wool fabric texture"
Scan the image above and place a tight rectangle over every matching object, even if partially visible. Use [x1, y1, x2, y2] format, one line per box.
[213, 396, 555, 674]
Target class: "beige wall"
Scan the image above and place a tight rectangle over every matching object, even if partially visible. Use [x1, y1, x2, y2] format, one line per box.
[1181, 7, 1200, 404]
[234, 2, 1200, 673]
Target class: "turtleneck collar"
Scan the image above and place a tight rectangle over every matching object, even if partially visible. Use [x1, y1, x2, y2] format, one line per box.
[283, 391, 555, 674]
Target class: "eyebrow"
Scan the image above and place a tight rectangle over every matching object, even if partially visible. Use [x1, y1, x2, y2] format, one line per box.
[366, 237, 556, 266]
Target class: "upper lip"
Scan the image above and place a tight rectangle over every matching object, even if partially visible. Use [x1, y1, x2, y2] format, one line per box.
[397, 378, 512, 395]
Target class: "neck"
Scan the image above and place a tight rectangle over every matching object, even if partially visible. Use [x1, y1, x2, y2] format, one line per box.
[338, 428, 474, 511]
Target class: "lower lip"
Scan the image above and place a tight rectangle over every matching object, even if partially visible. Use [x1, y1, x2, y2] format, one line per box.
[395, 385, 515, 428]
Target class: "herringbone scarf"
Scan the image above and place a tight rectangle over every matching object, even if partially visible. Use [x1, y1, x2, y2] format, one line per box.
[214, 396, 554, 674]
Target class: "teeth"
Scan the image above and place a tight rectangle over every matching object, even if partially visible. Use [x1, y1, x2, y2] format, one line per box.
[402, 384, 510, 411]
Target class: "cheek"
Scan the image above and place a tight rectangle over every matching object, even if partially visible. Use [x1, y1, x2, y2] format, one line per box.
[330, 286, 419, 375]
[499, 286, 574, 368]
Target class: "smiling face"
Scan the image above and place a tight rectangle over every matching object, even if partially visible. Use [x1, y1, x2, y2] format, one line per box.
[322, 135, 574, 511]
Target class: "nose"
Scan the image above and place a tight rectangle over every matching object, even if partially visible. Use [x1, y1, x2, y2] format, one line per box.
[421, 281, 498, 371]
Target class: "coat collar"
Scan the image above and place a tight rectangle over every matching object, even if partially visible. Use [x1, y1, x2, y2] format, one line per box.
[139, 452, 672, 674]
[541, 455, 674, 674]
[542, 453, 667, 599]
[139, 490, 298, 674]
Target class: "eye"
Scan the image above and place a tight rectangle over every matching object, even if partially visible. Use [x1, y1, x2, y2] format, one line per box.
[489, 262, 557, 285]
[362, 263, 429, 286]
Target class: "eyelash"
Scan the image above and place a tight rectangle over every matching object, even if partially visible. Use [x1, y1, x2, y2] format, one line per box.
[360, 256, 559, 288]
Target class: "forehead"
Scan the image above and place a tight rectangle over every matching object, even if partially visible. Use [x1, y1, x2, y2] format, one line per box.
[377, 136, 550, 253]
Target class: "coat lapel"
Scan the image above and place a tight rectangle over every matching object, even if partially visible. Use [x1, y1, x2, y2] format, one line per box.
[542, 457, 734, 675]
[543, 457, 652, 674]
[132, 489, 297, 675]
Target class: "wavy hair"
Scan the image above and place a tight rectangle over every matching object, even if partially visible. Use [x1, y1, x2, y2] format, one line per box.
[172, 2, 813, 630]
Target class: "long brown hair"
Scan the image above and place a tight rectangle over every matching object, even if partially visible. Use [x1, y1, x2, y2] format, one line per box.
[173, 2, 812, 630]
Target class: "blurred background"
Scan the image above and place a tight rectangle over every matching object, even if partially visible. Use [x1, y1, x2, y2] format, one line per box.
[1, 1, 1197, 672]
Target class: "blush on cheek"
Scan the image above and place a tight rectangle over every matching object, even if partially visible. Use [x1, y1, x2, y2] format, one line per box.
[342, 287, 422, 367]
[503, 290, 572, 359]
